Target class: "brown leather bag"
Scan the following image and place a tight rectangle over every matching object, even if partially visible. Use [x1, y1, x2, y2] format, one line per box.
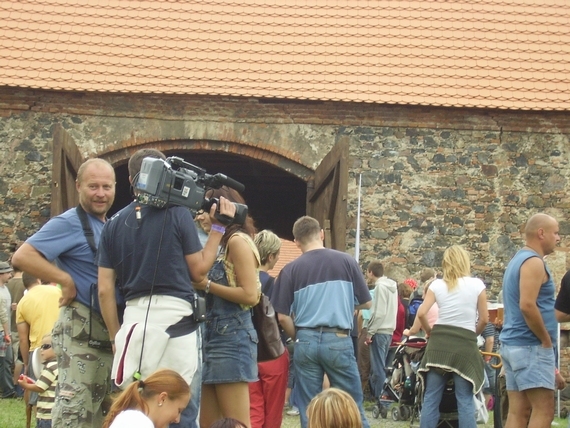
[251, 293, 285, 362]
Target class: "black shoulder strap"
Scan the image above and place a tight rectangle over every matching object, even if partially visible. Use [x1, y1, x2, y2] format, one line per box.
[76, 205, 97, 256]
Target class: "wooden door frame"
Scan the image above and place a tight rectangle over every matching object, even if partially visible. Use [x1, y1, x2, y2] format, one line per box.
[306, 138, 349, 250]
[51, 124, 85, 216]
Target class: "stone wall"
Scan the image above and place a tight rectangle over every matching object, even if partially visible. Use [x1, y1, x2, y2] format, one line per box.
[346, 121, 570, 295]
[1, 87, 569, 299]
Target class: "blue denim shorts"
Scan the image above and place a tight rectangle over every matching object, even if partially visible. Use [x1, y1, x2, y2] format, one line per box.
[501, 344, 555, 391]
[202, 310, 258, 384]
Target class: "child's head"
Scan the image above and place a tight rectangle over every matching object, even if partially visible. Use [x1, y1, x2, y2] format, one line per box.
[39, 334, 55, 364]
[398, 282, 413, 299]
[420, 268, 436, 283]
[307, 387, 363, 428]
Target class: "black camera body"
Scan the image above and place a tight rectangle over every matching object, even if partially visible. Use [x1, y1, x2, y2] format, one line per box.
[135, 156, 248, 225]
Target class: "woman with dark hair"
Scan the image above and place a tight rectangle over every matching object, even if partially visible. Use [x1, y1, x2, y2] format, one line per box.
[194, 187, 260, 428]
[416, 245, 488, 428]
[102, 369, 190, 428]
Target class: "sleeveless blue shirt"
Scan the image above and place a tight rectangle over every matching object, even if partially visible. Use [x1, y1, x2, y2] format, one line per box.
[499, 249, 557, 347]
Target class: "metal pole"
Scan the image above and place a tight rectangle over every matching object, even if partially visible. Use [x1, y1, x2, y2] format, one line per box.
[354, 173, 361, 263]
[558, 323, 561, 419]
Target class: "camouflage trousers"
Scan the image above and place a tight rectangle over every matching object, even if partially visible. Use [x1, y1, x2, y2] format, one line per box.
[51, 302, 113, 428]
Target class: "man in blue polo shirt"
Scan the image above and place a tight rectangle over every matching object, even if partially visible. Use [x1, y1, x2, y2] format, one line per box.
[13, 158, 116, 427]
[272, 216, 372, 428]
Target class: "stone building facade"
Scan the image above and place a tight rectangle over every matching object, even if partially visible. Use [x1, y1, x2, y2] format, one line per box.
[1, 86, 569, 299]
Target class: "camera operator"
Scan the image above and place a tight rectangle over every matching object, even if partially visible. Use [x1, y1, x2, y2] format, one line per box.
[97, 148, 236, 428]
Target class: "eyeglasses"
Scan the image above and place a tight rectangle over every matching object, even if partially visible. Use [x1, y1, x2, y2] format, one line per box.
[40, 344, 52, 351]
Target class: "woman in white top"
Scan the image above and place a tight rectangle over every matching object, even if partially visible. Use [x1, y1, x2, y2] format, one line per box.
[102, 369, 190, 428]
[416, 245, 488, 428]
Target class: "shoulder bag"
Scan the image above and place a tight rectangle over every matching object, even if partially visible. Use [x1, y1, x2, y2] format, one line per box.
[251, 293, 285, 362]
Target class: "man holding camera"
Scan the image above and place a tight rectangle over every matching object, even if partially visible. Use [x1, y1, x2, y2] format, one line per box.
[97, 148, 235, 427]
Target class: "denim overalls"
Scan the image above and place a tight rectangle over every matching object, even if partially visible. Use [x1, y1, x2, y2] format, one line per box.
[201, 257, 258, 383]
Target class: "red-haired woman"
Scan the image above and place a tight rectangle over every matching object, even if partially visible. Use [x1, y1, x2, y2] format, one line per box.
[102, 369, 190, 428]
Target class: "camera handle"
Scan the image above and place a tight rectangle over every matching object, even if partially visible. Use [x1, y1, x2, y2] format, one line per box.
[208, 173, 245, 193]
[214, 211, 234, 226]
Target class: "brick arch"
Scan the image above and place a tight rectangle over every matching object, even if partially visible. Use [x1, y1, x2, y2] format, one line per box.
[97, 138, 314, 180]
[99, 138, 312, 240]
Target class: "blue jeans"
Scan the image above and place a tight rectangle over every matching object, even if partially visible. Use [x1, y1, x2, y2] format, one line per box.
[172, 324, 202, 428]
[483, 359, 496, 395]
[36, 418, 52, 428]
[294, 329, 370, 428]
[0, 343, 15, 397]
[420, 370, 476, 428]
[369, 333, 392, 398]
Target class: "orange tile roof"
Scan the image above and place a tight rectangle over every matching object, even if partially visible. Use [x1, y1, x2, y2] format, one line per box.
[268, 239, 301, 277]
[0, 0, 569, 110]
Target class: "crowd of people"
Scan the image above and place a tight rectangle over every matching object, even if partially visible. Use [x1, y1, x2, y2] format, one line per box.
[0, 151, 567, 428]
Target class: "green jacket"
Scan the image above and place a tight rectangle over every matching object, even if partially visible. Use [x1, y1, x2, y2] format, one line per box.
[418, 323, 485, 393]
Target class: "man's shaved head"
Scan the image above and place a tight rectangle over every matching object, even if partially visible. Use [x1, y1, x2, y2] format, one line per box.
[524, 213, 557, 239]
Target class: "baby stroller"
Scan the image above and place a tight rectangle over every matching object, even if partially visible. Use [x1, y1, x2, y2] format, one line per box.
[413, 351, 503, 428]
[372, 336, 427, 422]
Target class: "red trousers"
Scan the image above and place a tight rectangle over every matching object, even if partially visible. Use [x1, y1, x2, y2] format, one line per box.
[249, 349, 289, 428]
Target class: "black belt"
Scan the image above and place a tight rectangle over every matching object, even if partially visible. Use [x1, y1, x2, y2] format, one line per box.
[165, 315, 199, 338]
[297, 326, 350, 335]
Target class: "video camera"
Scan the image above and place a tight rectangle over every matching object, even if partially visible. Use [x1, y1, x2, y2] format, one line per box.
[135, 156, 248, 225]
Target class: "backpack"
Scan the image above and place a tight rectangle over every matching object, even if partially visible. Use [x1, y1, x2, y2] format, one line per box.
[406, 297, 423, 329]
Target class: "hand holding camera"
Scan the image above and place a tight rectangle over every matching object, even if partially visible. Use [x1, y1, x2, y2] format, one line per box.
[205, 196, 238, 227]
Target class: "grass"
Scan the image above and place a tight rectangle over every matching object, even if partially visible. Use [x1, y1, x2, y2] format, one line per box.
[0, 397, 27, 428]
[1, 397, 568, 427]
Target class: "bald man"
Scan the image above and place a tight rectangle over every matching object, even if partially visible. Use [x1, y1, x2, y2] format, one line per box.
[13, 158, 116, 428]
[499, 213, 560, 428]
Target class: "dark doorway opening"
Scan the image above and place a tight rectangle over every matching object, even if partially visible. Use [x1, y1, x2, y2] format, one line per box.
[109, 150, 307, 240]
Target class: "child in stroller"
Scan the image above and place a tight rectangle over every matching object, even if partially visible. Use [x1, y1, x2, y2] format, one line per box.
[373, 336, 427, 421]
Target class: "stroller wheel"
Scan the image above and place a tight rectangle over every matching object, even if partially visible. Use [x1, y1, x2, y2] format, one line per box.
[380, 406, 387, 419]
[391, 406, 401, 421]
[372, 405, 380, 419]
[400, 405, 411, 421]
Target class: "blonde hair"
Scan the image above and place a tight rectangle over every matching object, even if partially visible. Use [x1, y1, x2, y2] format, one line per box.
[441, 245, 471, 291]
[307, 388, 363, 428]
[254, 230, 281, 265]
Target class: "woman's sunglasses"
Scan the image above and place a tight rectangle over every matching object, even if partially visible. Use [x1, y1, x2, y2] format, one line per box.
[40, 344, 52, 351]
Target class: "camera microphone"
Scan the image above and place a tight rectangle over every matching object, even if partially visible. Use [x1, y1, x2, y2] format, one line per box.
[211, 173, 245, 193]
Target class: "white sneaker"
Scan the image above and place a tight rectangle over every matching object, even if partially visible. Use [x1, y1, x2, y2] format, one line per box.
[286, 406, 300, 416]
